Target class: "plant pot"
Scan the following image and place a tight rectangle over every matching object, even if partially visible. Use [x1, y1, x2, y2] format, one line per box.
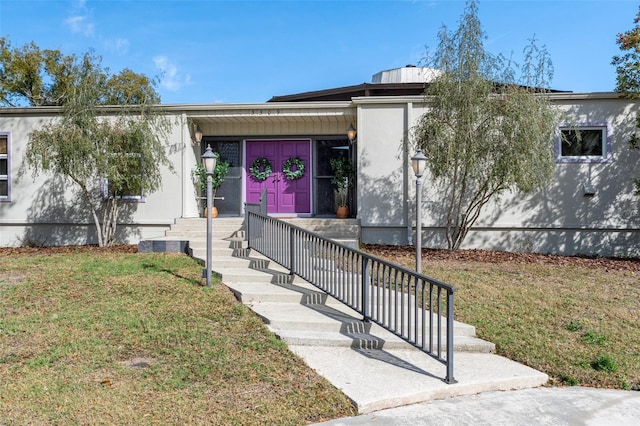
[203, 206, 218, 218]
[336, 206, 349, 219]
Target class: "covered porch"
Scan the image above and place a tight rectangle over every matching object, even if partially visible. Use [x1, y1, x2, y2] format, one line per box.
[183, 102, 358, 219]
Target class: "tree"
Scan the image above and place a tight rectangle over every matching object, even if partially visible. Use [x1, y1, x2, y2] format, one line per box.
[104, 68, 161, 105]
[0, 37, 160, 106]
[413, 0, 558, 250]
[10, 39, 171, 246]
[611, 6, 640, 195]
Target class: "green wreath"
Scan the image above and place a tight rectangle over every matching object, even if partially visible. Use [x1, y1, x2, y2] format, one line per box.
[249, 157, 272, 181]
[282, 156, 305, 180]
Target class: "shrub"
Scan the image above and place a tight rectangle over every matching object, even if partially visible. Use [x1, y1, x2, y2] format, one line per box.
[582, 331, 607, 345]
[591, 354, 618, 373]
[560, 374, 579, 386]
[566, 321, 583, 332]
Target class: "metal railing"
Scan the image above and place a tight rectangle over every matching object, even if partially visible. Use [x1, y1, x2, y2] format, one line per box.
[244, 188, 268, 217]
[246, 210, 458, 384]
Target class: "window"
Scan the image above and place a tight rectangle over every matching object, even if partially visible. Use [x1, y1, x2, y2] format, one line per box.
[101, 153, 145, 201]
[207, 140, 241, 215]
[315, 138, 352, 216]
[0, 133, 9, 201]
[556, 124, 611, 163]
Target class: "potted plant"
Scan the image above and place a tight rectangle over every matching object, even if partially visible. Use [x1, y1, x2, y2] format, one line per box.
[330, 156, 354, 219]
[192, 159, 230, 217]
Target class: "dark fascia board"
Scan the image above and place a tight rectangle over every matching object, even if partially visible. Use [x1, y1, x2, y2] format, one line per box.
[267, 82, 428, 103]
[267, 81, 570, 103]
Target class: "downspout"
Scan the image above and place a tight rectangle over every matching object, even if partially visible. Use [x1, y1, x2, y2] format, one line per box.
[405, 102, 413, 245]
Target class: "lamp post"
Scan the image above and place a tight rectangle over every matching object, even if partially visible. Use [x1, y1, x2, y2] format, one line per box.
[201, 143, 217, 287]
[411, 149, 427, 273]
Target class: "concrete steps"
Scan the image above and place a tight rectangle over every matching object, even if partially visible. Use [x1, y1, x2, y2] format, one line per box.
[164, 217, 359, 247]
[153, 218, 497, 355]
[239, 286, 493, 353]
[271, 329, 494, 352]
[279, 218, 360, 243]
[196, 223, 497, 355]
[138, 216, 548, 415]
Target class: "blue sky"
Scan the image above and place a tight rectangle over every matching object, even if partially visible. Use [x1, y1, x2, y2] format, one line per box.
[1, 0, 638, 104]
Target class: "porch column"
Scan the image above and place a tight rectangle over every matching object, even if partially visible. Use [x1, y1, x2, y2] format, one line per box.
[182, 114, 201, 218]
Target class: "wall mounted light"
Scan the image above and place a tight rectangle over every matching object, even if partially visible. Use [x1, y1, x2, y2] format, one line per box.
[347, 123, 357, 144]
[194, 126, 203, 145]
[583, 182, 596, 197]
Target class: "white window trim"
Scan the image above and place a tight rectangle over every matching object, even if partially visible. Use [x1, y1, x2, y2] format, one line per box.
[100, 152, 146, 202]
[100, 178, 146, 202]
[0, 132, 10, 202]
[555, 122, 612, 164]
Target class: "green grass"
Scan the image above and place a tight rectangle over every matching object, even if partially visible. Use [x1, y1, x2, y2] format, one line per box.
[365, 247, 640, 391]
[0, 248, 356, 425]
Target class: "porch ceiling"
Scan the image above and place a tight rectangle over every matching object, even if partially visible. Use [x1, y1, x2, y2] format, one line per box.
[181, 102, 356, 137]
[186, 103, 355, 126]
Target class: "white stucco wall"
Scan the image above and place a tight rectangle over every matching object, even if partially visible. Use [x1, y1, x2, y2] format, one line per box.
[357, 103, 409, 228]
[0, 102, 356, 247]
[0, 110, 189, 246]
[1, 95, 638, 256]
[354, 94, 640, 256]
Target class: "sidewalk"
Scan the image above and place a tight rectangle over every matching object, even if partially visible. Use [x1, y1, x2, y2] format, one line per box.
[314, 387, 640, 426]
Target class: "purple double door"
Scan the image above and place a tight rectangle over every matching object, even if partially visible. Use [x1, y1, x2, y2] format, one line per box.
[246, 140, 311, 214]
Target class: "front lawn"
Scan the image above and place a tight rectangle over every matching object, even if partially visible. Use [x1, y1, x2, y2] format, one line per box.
[365, 245, 640, 390]
[0, 247, 356, 425]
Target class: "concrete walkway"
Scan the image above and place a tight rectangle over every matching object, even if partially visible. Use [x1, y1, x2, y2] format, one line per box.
[148, 218, 639, 422]
[315, 387, 640, 425]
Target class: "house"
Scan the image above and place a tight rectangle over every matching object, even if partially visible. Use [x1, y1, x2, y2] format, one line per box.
[1, 66, 639, 256]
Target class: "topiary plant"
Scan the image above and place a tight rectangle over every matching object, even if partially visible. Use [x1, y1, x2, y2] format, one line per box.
[330, 156, 354, 207]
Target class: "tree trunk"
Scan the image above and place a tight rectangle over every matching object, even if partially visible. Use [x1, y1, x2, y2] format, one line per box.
[101, 198, 120, 247]
[72, 176, 106, 247]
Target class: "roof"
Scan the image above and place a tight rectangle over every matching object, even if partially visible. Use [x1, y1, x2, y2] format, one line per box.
[267, 82, 428, 103]
[267, 81, 571, 103]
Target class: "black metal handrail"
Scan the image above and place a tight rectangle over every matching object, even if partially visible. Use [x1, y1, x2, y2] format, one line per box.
[246, 210, 458, 384]
[244, 188, 268, 218]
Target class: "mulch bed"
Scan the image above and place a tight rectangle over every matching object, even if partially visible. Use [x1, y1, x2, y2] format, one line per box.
[0, 245, 139, 257]
[1, 244, 638, 273]
[363, 245, 640, 273]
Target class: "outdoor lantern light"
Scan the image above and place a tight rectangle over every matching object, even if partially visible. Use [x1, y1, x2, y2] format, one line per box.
[195, 126, 204, 144]
[347, 123, 357, 143]
[201, 144, 217, 288]
[411, 148, 428, 273]
[202, 144, 217, 174]
[194, 126, 204, 144]
[411, 148, 427, 178]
